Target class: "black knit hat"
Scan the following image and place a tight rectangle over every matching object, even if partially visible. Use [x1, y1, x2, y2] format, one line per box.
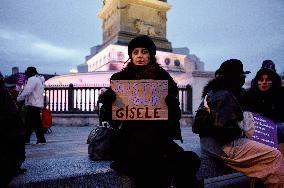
[256, 67, 277, 80]
[261, 60, 276, 72]
[128, 35, 156, 57]
[216, 59, 250, 76]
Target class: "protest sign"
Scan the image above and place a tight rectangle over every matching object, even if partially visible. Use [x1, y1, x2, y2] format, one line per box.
[252, 113, 278, 148]
[17, 73, 26, 86]
[111, 80, 168, 120]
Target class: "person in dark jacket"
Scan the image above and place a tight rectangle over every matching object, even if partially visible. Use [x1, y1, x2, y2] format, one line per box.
[99, 35, 201, 188]
[193, 59, 284, 187]
[0, 72, 26, 187]
[243, 65, 284, 143]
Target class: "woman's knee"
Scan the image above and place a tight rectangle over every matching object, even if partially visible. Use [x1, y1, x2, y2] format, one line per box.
[176, 151, 200, 173]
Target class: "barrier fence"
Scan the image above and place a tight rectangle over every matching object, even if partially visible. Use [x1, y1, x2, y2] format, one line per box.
[44, 84, 192, 114]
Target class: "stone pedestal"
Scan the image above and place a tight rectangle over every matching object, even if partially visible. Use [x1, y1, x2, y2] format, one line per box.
[99, 0, 172, 51]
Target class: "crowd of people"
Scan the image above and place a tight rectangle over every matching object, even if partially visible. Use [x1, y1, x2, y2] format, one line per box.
[1, 34, 284, 187]
[98, 35, 284, 187]
[193, 58, 284, 187]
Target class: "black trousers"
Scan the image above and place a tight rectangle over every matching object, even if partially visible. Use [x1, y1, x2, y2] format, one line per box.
[0, 114, 26, 187]
[277, 123, 284, 143]
[111, 141, 201, 188]
[25, 106, 46, 143]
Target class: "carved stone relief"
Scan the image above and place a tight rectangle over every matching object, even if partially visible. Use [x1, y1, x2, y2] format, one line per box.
[116, 3, 129, 10]
[100, 0, 172, 50]
[157, 11, 167, 22]
[134, 19, 157, 36]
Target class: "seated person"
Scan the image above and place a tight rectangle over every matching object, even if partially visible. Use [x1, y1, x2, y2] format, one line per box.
[99, 35, 201, 188]
[243, 65, 284, 143]
[193, 59, 284, 187]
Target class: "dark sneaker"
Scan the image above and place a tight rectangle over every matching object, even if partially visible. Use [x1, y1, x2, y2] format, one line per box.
[13, 168, 27, 177]
[17, 168, 27, 174]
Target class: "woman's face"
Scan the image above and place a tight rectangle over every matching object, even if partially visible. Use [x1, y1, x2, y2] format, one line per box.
[131, 48, 150, 66]
[258, 74, 272, 92]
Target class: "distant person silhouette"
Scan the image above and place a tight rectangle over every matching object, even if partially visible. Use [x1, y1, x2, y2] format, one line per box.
[0, 72, 26, 187]
[17, 67, 46, 144]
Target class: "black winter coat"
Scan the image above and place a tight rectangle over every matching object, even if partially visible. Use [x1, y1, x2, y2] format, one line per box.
[194, 78, 244, 144]
[0, 83, 26, 186]
[100, 63, 182, 162]
[206, 90, 243, 143]
[243, 87, 284, 123]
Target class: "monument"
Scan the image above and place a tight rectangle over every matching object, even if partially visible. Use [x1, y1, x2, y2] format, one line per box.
[98, 0, 172, 52]
[45, 0, 214, 113]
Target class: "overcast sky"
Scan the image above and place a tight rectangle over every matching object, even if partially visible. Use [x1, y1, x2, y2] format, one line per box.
[1, 0, 284, 80]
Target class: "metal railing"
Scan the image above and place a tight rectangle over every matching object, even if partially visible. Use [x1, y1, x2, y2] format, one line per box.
[44, 84, 192, 114]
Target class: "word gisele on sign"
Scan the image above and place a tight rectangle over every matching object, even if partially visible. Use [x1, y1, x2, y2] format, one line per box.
[111, 80, 168, 120]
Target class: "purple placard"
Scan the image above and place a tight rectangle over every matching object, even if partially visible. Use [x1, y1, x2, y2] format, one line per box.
[17, 73, 26, 86]
[252, 113, 278, 148]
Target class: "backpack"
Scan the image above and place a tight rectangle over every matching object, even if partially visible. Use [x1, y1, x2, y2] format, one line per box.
[193, 94, 244, 143]
[192, 96, 214, 136]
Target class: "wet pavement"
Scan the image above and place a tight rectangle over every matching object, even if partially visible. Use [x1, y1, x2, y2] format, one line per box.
[9, 125, 251, 188]
[25, 125, 201, 159]
[25, 126, 94, 160]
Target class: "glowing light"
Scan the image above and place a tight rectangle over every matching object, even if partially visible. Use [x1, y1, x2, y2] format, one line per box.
[69, 69, 78, 73]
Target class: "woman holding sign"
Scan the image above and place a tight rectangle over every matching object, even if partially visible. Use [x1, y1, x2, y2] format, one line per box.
[243, 64, 284, 142]
[99, 35, 201, 188]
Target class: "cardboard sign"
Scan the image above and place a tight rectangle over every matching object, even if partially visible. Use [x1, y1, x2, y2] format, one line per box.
[111, 80, 168, 120]
[252, 113, 278, 148]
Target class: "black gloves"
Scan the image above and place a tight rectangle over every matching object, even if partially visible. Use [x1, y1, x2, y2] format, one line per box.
[99, 88, 116, 105]
[165, 94, 180, 107]
[165, 94, 181, 120]
[165, 95, 182, 141]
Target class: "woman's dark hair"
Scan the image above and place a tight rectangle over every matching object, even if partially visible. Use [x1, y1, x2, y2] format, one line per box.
[25, 67, 38, 78]
[252, 68, 281, 90]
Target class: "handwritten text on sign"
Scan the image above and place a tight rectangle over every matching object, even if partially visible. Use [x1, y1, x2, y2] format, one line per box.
[111, 80, 168, 120]
[252, 113, 278, 148]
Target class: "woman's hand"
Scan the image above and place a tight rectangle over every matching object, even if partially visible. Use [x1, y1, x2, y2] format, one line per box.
[165, 94, 179, 107]
[99, 89, 116, 104]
